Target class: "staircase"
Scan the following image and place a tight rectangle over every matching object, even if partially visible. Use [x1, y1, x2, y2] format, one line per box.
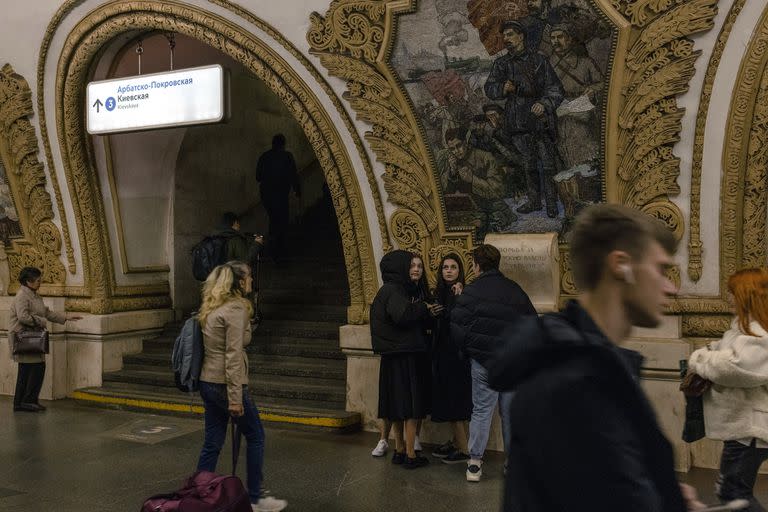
[73, 195, 360, 431]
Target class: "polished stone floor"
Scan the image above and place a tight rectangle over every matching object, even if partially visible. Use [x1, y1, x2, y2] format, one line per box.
[0, 396, 766, 511]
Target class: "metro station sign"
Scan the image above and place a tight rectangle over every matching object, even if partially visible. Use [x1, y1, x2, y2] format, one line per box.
[86, 64, 227, 135]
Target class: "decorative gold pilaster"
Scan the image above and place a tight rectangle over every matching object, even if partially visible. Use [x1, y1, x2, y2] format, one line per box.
[721, 5, 768, 289]
[308, 0, 476, 273]
[688, 0, 747, 281]
[0, 64, 66, 290]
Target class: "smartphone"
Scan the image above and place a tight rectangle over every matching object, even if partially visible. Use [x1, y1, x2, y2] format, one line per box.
[698, 500, 749, 512]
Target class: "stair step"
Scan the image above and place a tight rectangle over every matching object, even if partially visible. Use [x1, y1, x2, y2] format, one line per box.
[122, 356, 346, 381]
[252, 320, 340, 340]
[103, 368, 345, 403]
[73, 385, 359, 431]
[259, 290, 350, 306]
[259, 304, 347, 323]
[247, 341, 345, 360]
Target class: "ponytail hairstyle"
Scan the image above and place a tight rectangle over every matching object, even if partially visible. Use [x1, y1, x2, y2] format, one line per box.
[199, 261, 253, 326]
[727, 268, 768, 336]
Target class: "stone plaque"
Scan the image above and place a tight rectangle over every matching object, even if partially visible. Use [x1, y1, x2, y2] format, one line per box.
[484, 233, 560, 313]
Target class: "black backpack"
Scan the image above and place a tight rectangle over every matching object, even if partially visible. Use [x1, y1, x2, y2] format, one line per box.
[191, 236, 228, 281]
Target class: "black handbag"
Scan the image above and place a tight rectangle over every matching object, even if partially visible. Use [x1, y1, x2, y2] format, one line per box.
[680, 360, 706, 443]
[11, 328, 50, 355]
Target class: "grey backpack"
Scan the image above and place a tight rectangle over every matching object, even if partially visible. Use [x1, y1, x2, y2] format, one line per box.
[171, 315, 204, 392]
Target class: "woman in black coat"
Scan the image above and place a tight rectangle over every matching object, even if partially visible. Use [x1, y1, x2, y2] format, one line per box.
[371, 250, 439, 469]
[429, 254, 472, 463]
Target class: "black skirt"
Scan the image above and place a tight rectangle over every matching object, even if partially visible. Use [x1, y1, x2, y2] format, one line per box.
[378, 352, 430, 421]
[430, 328, 472, 422]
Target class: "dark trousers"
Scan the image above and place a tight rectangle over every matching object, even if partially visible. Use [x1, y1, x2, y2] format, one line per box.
[262, 196, 289, 259]
[717, 439, 768, 511]
[14, 362, 45, 407]
[197, 382, 265, 504]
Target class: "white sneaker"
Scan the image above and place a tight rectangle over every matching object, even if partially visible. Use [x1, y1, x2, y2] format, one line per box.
[466, 459, 482, 482]
[371, 439, 388, 457]
[414, 436, 422, 452]
[252, 496, 287, 512]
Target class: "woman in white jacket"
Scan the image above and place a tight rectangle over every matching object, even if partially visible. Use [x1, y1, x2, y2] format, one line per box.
[689, 268, 768, 511]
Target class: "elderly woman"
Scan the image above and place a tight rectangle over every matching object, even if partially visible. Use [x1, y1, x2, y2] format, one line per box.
[11, 266, 81, 412]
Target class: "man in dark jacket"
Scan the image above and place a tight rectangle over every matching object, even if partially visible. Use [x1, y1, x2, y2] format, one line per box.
[215, 212, 263, 266]
[466, 204, 705, 511]
[256, 134, 301, 262]
[451, 243, 536, 481]
[371, 250, 441, 469]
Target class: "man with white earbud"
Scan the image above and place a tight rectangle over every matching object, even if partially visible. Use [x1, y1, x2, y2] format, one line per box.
[465, 203, 710, 511]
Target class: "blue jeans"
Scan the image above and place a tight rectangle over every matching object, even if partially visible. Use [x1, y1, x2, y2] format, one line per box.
[468, 359, 514, 460]
[197, 381, 265, 504]
[717, 439, 768, 511]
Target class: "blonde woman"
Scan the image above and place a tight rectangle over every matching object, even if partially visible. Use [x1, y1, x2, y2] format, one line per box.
[195, 262, 286, 512]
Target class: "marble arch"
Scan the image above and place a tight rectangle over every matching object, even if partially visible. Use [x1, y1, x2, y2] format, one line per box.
[46, 0, 379, 321]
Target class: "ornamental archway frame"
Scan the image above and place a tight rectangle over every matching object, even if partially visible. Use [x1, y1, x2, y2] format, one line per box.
[48, 1, 379, 322]
[308, 0, 720, 330]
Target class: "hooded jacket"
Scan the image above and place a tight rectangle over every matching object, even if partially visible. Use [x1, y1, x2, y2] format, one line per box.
[467, 300, 685, 512]
[370, 251, 430, 355]
[689, 319, 768, 443]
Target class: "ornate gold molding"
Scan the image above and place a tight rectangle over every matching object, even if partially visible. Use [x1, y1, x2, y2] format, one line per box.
[721, 5, 768, 291]
[612, 0, 716, 239]
[688, 0, 746, 281]
[0, 64, 66, 289]
[308, 0, 717, 284]
[307, 0, 475, 265]
[45, 1, 378, 320]
[37, 0, 80, 275]
[207, 0, 391, 253]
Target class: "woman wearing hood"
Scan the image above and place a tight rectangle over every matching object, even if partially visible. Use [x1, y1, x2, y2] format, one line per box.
[370, 250, 442, 469]
[688, 268, 768, 511]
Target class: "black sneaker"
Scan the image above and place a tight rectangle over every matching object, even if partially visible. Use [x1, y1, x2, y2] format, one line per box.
[391, 451, 406, 465]
[441, 450, 470, 465]
[431, 441, 455, 458]
[403, 455, 429, 470]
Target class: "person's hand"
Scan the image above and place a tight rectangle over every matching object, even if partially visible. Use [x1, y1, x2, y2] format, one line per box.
[426, 303, 445, 317]
[229, 403, 244, 417]
[451, 282, 463, 295]
[66, 314, 83, 321]
[531, 103, 545, 116]
[503, 80, 516, 95]
[679, 483, 706, 511]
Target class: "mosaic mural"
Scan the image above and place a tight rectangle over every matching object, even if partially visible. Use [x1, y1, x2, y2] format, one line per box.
[392, 0, 613, 237]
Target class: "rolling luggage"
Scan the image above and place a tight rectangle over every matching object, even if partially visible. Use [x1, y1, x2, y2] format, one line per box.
[141, 421, 250, 512]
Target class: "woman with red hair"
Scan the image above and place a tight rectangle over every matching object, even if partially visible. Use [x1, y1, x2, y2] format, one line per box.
[689, 268, 768, 511]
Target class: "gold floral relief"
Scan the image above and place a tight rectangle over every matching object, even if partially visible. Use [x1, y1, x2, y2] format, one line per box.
[0, 64, 66, 290]
[308, 0, 717, 314]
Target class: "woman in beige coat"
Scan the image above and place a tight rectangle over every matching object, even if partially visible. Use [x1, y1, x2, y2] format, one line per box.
[11, 266, 81, 412]
[195, 261, 286, 512]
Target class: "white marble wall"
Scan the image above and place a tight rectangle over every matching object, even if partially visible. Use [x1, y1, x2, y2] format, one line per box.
[0, 297, 173, 399]
[341, 324, 507, 453]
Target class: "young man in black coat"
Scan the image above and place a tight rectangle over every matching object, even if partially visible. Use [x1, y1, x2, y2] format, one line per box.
[466, 204, 705, 511]
[451, 244, 536, 481]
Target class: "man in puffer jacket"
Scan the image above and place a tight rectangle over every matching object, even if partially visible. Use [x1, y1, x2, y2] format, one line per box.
[451, 243, 536, 481]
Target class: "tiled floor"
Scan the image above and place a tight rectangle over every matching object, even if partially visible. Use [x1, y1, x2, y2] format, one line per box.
[1, 396, 766, 511]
